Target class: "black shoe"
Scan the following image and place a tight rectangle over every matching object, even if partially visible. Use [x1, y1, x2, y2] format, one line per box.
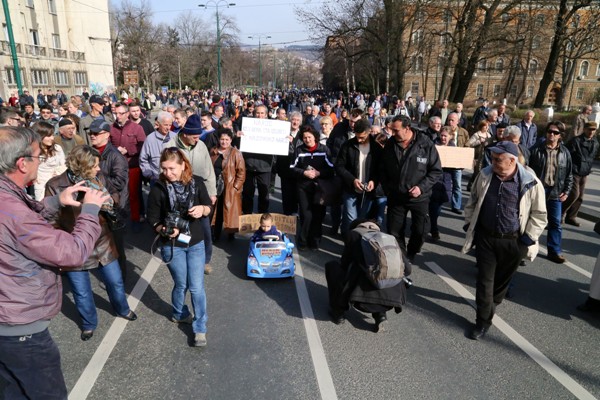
[297, 244, 307, 251]
[451, 208, 463, 215]
[469, 325, 489, 340]
[519, 260, 526, 266]
[373, 312, 388, 333]
[577, 298, 600, 313]
[329, 310, 346, 325]
[430, 232, 440, 241]
[81, 330, 94, 341]
[565, 219, 581, 227]
[407, 253, 416, 263]
[122, 311, 137, 321]
[228, 233, 235, 241]
[548, 253, 566, 264]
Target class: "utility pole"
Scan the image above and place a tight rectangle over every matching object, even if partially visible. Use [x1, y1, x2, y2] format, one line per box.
[2, 0, 24, 94]
[248, 35, 271, 88]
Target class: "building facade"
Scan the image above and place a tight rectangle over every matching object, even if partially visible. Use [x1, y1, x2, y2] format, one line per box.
[0, 0, 114, 100]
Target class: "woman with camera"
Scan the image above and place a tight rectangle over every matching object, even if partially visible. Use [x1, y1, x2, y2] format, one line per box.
[146, 147, 212, 347]
[290, 126, 335, 250]
[209, 128, 245, 241]
[45, 145, 136, 341]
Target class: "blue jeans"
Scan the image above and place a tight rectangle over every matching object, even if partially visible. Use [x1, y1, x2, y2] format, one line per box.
[0, 329, 67, 400]
[545, 189, 563, 255]
[451, 169, 462, 210]
[66, 260, 131, 331]
[200, 216, 213, 263]
[161, 241, 207, 334]
[341, 191, 373, 235]
[374, 196, 387, 228]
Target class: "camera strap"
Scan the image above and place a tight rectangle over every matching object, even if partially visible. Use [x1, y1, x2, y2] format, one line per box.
[150, 234, 176, 264]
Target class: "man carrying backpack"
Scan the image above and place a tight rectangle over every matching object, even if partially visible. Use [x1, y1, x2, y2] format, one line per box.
[325, 219, 412, 332]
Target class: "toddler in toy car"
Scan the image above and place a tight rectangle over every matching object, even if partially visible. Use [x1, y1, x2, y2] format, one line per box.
[251, 213, 283, 242]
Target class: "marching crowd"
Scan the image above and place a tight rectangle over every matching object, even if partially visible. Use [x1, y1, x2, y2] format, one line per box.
[1, 87, 599, 399]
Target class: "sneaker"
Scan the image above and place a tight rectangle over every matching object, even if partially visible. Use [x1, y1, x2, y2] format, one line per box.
[204, 264, 212, 275]
[171, 315, 193, 324]
[194, 333, 207, 347]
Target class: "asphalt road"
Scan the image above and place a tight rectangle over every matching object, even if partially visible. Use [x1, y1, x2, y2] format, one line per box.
[2, 174, 600, 400]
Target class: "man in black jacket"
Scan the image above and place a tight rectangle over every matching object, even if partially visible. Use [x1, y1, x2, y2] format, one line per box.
[379, 115, 442, 260]
[89, 119, 130, 277]
[528, 121, 573, 263]
[563, 121, 599, 226]
[335, 119, 381, 235]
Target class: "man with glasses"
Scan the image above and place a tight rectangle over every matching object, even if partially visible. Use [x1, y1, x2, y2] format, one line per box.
[81, 95, 108, 144]
[563, 121, 599, 227]
[0, 126, 107, 399]
[379, 115, 442, 261]
[110, 103, 147, 229]
[463, 141, 546, 340]
[528, 121, 573, 263]
[35, 104, 59, 132]
[0, 109, 24, 127]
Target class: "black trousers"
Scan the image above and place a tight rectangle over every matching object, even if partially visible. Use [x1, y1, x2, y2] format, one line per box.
[242, 170, 271, 214]
[387, 200, 429, 257]
[297, 183, 326, 247]
[475, 233, 524, 328]
[280, 176, 299, 215]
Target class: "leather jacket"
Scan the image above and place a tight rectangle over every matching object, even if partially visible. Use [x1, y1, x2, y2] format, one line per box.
[528, 142, 573, 200]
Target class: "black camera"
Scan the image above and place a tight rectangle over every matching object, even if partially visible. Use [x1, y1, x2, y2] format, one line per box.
[163, 211, 189, 237]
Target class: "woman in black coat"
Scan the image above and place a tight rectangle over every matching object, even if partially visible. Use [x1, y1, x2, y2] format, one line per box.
[289, 126, 334, 250]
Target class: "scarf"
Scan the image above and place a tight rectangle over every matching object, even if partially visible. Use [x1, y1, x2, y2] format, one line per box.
[166, 179, 196, 212]
[67, 169, 114, 212]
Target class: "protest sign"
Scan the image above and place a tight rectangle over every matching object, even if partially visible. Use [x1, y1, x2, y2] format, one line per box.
[239, 214, 297, 235]
[436, 146, 475, 169]
[240, 118, 290, 156]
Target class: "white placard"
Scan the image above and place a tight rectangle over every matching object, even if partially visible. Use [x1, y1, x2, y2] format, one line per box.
[240, 117, 291, 156]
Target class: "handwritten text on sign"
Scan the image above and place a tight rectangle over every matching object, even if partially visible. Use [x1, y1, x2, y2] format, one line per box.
[240, 118, 291, 156]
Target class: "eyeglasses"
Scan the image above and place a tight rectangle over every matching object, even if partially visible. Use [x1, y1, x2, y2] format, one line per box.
[547, 129, 561, 135]
[89, 131, 107, 136]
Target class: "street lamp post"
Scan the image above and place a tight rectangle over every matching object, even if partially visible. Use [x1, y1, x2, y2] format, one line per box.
[248, 35, 271, 88]
[199, 1, 235, 92]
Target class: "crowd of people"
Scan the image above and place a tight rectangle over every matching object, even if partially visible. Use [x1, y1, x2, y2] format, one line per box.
[1, 86, 599, 399]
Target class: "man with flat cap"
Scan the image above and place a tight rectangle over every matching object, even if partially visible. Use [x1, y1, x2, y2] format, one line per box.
[90, 119, 130, 277]
[55, 118, 84, 156]
[462, 141, 547, 340]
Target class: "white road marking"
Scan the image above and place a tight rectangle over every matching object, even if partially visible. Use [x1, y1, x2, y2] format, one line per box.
[424, 261, 598, 400]
[537, 246, 592, 279]
[293, 249, 338, 400]
[68, 255, 163, 400]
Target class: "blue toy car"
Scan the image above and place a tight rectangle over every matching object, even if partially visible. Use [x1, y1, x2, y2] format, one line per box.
[247, 234, 295, 278]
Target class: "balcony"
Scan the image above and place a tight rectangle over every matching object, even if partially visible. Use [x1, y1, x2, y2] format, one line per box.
[50, 48, 68, 59]
[25, 44, 46, 57]
[71, 51, 85, 61]
[0, 40, 22, 55]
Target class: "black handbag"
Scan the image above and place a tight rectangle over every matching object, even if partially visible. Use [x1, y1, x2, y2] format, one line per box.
[314, 176, 342, 206]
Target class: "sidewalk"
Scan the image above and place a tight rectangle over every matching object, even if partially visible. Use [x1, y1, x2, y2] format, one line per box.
[577, 160, 600, 223]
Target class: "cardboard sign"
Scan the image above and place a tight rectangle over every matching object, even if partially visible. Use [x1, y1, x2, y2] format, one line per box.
[238, 213, 297, 235]
[240, 117, 290, 156]
[435, 146, 475, 169]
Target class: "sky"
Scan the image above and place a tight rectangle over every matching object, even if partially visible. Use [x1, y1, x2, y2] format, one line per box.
[146, 0, 322, 48]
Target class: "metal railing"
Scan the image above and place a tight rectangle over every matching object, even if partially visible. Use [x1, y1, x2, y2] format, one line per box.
[25, 44, 46, 56]
[0, 40, 22, 54]
[51, 48, 68, 59]
[71, 51, 85, 61]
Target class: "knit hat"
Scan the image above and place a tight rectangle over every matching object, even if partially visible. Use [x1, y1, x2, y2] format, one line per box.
[59, 118, 73, 127]
[180, 114, 202, 135]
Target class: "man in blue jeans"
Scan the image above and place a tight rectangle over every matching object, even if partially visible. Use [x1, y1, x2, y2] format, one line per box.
[335, 119, 382, 235]
[528, 121, 573, 263]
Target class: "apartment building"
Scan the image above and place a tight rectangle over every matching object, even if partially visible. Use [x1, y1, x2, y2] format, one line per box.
[0, 0, 114, 100]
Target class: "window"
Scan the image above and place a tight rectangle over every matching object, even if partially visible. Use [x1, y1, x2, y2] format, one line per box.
[532, 36, 540, 50]
[413, 56, 423, 72]
[477, 59, 487, 72]
[5, 68, 25, 86]
[576, 88, 584, 100]
[74, 71, 87, 86]
[509, 84, 518, 98]
[26, 0, 34, 7]
[411, 29, 424, 46]
[527, 85, 534, 98]
[2, 24, 7, 41]
[48, 0, 57, 14]
[30, 30, 39, 46]
[54, 70, 69, 86]
[440, 32, 450, 46]
[596, 63, 600, 77]
[529, 60, 538, 74]
[580, 60, 589, 77]
[411, 81, 419, 97]
[493, 84, 501, 97]
[415, 10, 425, 22]
[51, 34, 61, 49]
[443, 10, 452, 23]
[501, 13, 510, 23]
[31, 69, 49, 86]
[476, 84, 484, 97]
[535, 14, 545, 27]
[495, 58, 504, 73]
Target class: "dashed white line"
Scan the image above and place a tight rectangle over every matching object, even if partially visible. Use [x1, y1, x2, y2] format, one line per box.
[424, 261, 597, 400]
[292, 249, 338, 400]
[537, 246, 592, 279]
[68, 255, 162, 400]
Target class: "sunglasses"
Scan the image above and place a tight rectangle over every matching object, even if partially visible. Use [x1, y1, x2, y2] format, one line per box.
[89, 131, 107, 136]
[547, 129, 561, 135]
